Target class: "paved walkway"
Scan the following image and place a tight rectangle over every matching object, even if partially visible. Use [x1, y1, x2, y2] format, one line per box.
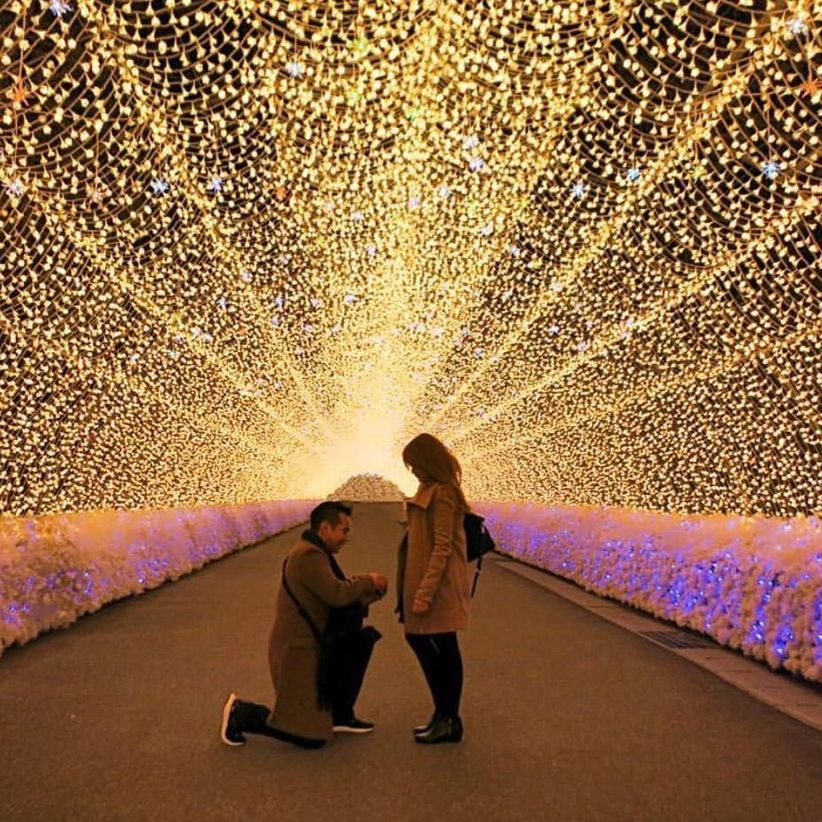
[1, 502, 820, 822]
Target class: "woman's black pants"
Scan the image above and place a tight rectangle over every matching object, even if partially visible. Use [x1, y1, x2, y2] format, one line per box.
[405, 632, 463, 718]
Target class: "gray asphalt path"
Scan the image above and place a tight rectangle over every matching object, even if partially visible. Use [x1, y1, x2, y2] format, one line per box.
[1, 502, 820, 822]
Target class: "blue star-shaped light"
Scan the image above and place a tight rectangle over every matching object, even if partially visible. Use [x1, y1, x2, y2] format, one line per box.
[469, 157, 486, 172]
[217, 296, 228, 311]
[207, 177, 224, 193]
[626, 167, 641, 182]
[150, 178, 170, 195]
[408, 196, 420, 209]
[285, 61, 304, 78]
[49, 0, 72, 17]
[509, 245, 521, 256]
[762, 160, 781, 180]
[571, 182, 587, 199]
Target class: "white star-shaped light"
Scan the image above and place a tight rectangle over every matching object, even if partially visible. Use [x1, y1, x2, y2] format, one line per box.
[548, 325, 560, 336]
[49, 0, 72, 17]
[408, 196, 421, 209]
[6, 177, 24, 197]
[571, 182, 587, 199]
[217, 296, 228, 311]
[285, 61, 304, 78]
[463, 135, 479, 150]
[351, 210, 364, 222]
[240, 271, 253, 283]
[207, 177, 224, 193]
[344, 294, 358, 306]
[437, 185, 452, 199]
[478, 223, 494, 236]
[469, 157, 486, 172]
[150, 178, 170, 195]
[509, 245, 521, 256]
[626, 167, 641, 182]
[366, 245, 377, 257]
[787, 15, 808, 36]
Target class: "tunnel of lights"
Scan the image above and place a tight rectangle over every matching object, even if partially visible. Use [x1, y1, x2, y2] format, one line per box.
[0, 2, 820, 675]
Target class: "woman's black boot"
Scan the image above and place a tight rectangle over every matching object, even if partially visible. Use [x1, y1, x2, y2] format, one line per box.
[414, 715, 463, 744]
[413, 711, 441, 736]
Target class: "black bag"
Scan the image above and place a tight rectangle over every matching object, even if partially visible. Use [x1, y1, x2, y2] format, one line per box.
[464, 512, 495, 597]
[464, 511, 495, 562]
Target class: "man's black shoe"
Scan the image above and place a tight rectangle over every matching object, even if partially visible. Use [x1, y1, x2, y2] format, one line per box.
[332, 716, 375, 734]
[220, 693, 246, 747]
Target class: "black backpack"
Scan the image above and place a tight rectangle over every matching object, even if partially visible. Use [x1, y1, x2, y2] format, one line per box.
[464, 511, 495, 596]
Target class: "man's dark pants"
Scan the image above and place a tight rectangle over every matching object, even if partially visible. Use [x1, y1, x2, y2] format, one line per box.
[235, 627, 379, 746]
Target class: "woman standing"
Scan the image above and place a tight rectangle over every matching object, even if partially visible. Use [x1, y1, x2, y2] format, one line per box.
[397, 432, 471, 744]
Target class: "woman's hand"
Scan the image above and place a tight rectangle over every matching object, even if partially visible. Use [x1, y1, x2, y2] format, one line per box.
[411, 597, 430, 615]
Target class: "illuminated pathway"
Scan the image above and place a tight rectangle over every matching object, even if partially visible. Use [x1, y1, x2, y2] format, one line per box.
[1, 503, 820, 822]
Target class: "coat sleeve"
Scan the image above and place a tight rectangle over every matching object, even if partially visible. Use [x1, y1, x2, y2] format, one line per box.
[298, 549, 376, 607]
[415, 485, 457, 604]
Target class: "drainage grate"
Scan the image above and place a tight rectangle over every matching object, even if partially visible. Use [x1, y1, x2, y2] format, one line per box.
[638, 630, 716, 650]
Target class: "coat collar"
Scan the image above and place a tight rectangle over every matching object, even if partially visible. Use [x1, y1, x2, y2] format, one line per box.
[301, 529, 328, 552]
[408, 481, 438, 510]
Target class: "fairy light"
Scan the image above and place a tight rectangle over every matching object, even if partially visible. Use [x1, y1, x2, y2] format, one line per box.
[0, 0, 819, 517]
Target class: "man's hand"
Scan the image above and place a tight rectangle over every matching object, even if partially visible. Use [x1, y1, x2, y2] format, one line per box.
[369, 572, 388, 597]
[411, 597, 430, 615]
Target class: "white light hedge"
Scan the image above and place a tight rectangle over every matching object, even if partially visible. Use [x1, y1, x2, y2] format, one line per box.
[481, 502, 822, 683]
[0, 500, 316, 656]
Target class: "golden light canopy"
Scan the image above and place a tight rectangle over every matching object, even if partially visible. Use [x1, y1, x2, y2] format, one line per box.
[0, 0, 819, 516]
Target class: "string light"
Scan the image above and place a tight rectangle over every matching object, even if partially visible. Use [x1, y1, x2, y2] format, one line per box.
[0, 0, 819, 517]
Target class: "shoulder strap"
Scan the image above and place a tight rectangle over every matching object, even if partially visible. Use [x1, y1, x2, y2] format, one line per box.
[471, 555, 482, 598]
[282, 558, 324, 645]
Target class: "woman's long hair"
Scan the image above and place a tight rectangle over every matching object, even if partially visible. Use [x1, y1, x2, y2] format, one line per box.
[402, 433, 468, 509]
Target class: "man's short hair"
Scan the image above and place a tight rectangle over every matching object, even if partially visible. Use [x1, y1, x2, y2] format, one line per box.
[310, 501, 353, 531]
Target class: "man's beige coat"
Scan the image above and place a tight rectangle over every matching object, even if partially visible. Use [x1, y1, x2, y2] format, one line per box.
[266, 538, 376, 741]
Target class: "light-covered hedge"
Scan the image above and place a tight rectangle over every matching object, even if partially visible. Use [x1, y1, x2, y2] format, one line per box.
[480, 502, 822, 683]
[0, 499, 316, 656]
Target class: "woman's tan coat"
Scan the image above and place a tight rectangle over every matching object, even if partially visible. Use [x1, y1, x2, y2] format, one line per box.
[399, 481, 470, 634]
[266, 538, 376, 741]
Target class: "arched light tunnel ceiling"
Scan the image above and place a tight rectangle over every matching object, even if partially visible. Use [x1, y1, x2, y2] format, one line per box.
[0, 0, 819, 517]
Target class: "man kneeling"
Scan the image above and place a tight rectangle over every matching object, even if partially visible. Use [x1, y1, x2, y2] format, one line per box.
[221, 502, 388, 749]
